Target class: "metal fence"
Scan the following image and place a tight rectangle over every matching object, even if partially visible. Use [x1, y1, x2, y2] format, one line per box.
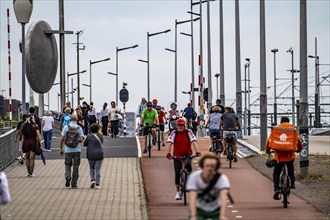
[0, 129, 18, 171]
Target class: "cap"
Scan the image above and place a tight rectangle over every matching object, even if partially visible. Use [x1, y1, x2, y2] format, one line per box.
[176, 118, 186, 125]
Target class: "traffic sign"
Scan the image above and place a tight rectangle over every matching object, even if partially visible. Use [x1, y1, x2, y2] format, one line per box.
[119, 88, 129, 103]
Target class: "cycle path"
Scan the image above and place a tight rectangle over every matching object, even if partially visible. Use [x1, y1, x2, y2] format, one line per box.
[140, 137, 328, 220]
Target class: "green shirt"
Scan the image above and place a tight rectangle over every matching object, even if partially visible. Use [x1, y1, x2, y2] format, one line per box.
[141, 108, 158, 126]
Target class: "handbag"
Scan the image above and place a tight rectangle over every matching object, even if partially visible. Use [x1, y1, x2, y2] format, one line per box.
[34, 140, 42, 155]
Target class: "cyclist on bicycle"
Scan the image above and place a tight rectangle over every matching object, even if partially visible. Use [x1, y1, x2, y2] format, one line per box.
[265, 116, 302, 200]
[136, 97, 147, 117]
[156, 105, 166, 147]
[166, 118, 201, 200]
[220, 107, 240, 162]
[140, 101, 159, 153]
[205, 106, 222, 155]
[209, 99, 225, 114]
[187, 153, 230, 220]
[183, 103, 195, 128]
[152, 99, 158, 109]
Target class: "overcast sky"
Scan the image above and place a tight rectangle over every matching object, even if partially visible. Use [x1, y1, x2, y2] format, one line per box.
[0, 0, 329, 121]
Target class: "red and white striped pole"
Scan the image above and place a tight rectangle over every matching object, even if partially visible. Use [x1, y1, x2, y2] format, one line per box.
[7, 8, 13, 127]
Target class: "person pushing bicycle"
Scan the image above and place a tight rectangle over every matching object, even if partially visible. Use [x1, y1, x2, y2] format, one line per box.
[166, 118, 201, 200]
[265, 116, 302, 200]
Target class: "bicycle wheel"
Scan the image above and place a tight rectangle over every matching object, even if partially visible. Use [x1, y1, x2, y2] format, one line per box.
[180, 171, 187, 206]
[282, 188, 288, 208]
[157, 130, 161, 151]
[148, 134, 152, 158]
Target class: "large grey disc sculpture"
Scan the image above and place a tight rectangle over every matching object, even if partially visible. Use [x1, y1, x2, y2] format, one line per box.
[25, 20, 58, 94]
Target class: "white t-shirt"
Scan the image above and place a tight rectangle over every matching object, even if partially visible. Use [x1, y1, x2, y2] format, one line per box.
[186, 170, 230, 212]
[109, 107, 121, 121]
[42, 116, 54, 131]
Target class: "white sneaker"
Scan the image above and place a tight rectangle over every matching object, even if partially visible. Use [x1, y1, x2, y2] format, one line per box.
[175, 192, 181, 200]
[95, 185, 100, 189]
[90, 180, 96, 188]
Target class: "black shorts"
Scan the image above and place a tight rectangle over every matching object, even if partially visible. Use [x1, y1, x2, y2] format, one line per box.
[159, 124, 165, 132]
[143, 126, 152, 136]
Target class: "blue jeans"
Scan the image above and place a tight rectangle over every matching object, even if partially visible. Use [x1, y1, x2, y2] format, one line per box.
[65, 152, 81, 187]
[88, 160, 103, 185]
[42, 129, 53, 150]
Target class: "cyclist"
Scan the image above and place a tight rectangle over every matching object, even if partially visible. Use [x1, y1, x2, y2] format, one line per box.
[166, 118, 200, 200]
[152, 99, 158, 109]
[183, 103, 195, 128]
[140, 101, 159, 153]
[136, 97, 147, 117]
[187, 153, 230, 220]
[265, 116, 302, 200]
[209, 99, 225, 114]
[220, 107, 240, 162]
[156, 106, 166, 147]
[205, 106, 222, 156]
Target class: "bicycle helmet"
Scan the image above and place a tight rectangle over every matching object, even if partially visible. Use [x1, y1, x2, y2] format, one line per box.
[176, 118, 186, 125]
[156, 105, 162, 110]
[152, 99, 158, 104]
[146, 101, 152, 107]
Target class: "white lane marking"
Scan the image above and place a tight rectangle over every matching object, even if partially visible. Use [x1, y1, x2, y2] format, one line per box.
[135, 136, 142, 158]
[236, 216, 243, 218]
[227, 205, 234, 208]
[232, 210, 238, 213]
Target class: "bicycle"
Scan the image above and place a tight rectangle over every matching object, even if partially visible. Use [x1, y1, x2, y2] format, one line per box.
[143, 123, 153, 158]
[156, 124, 164, 151]
[209, 133, 223, 158]
[279, 163, 291, 208]
[172, 155, 197, 206]
[225, 134, 236, 168]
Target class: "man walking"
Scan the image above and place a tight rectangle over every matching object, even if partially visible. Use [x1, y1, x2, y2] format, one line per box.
[60, 114, 84, 189]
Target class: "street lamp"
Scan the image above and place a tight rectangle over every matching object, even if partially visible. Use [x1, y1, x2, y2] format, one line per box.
[214, 73, 220, 99]
[13, 0, 33, 114]
[107, 71, 117, 99]
[243, 59, 250, 136]
[182, 91, 192, 103]
[286, 47, 298, 126]
[271, 49, 278, 125]
[89, 58, 110, 101]
[75, 30, 85, 105]
[245, 58, 251, 135]
[68, 70, 86, 105]
[115, 45, 138, 104]
[146, 29, 171, 100]
[137, 59, 149, 99]
[166, 18, 199, 103]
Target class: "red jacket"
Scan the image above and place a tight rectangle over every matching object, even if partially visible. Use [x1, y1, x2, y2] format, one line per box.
[265, 122, 303, 162]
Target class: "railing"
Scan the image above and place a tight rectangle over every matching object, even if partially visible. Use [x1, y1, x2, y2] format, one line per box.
[0, 129, 18, 171]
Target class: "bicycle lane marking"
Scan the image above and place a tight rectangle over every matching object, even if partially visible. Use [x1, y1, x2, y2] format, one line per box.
[135, 135, 142, 158]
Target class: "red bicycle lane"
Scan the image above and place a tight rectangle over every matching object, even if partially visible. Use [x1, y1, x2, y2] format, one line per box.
[139, 136, 327, 220]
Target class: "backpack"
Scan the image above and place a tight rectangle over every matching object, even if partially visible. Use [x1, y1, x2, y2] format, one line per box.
[192, 110, 197, 120]
[269, 126, 298, 151]
[62, 114, 71, 127]
[173, 130, 190, 143]
[64, 125, 80, 148]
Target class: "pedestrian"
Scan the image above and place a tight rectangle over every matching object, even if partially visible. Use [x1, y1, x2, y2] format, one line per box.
[88, 102, 97, 125]
[186, 152, 230, 220]
[81, 101, 91, 135]
[59, 114, 85, 189]
[62, 101, 74, 114]
[100, 102, 109, 136]
[76, 107, 85, 130]
[29, 107, 41, 131]
[60, 108, 72, 131]
[84, 123, 104, 189]
[41, 111, 55, 152]
[108, 101, 121, 138]
[20, 117, 42, 177]
[0, 171, 11, 205]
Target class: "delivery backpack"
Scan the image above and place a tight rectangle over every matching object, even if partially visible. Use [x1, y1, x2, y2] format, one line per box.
[269, 126, 298, 151]
[65, 125, 79, 148]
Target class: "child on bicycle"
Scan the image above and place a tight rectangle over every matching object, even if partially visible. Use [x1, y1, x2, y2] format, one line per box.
[166, 118, 200, 200]
[265, 116, 302, 200]
[205, 106, 223, 155]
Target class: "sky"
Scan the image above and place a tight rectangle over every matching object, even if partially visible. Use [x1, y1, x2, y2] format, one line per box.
[0, 0, 329, 126]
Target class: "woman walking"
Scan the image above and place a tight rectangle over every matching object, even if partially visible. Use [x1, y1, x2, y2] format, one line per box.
[41, 111, 54, 152]
[100, 102, 108, 136]
[21, 117, 42, 177]
[108, 101, 121, 138]
[84, 123, 104, 189]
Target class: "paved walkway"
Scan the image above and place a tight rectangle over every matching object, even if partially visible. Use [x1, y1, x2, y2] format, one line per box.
[1, 157, 147, 220]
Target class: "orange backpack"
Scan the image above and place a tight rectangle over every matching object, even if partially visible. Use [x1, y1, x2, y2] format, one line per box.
[269, 126, 298, 151]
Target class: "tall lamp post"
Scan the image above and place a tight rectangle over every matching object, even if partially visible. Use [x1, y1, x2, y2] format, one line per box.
[115, 45, 138, 104]
[214, 73, 220, 99]
[89, 58, 110, 101]
[166, 18, 199, 102]
[245, 58, 251, 135]
[243, 60, 250, 136]
[182, 91, 192, 102]
[271, 49, 278, 125]
[13, 0, 33, 114]
[146, 29, 171, 101]
[75, 30, 85, 105]
[68, 70, 86, 105]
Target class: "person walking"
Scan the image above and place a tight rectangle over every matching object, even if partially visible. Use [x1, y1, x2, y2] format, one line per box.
[76, 107, 85, 130]
[100, 102, 109, 136]
[108, 101, 121, 138]
[265, 116, 303, 200]
[84, 123, 104, 189]
[59, 114, 85, 189]
[29, 107, 41, 131]
[41, 111, 55, 152]
[60, 108, 72, 131]
[186, 152, 230, 220]
[88, 102, 97, 125]
[81, 101, 91, 135]
[21, 117, 42, 177]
